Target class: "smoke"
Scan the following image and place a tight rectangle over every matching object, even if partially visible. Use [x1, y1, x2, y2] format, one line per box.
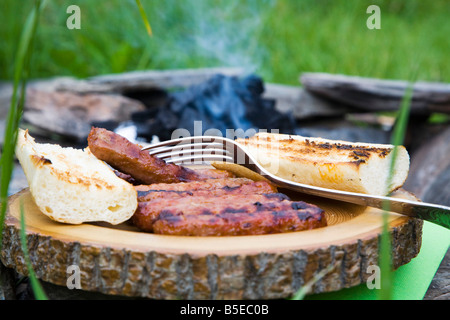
[154, 0, 276, 74]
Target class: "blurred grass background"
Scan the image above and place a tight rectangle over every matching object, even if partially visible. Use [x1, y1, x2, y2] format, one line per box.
[1, 0, 449, 85]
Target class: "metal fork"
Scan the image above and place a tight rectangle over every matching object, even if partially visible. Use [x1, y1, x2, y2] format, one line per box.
[142, 136, 450, 229]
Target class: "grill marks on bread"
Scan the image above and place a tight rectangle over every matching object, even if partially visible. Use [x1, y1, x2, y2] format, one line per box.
[247, 134, 392, 166]
[235, 132, 410, 196]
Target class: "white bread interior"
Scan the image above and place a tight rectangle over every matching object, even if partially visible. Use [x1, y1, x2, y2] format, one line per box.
[15, 128, 137, 224]
[236, 132, 410, 196]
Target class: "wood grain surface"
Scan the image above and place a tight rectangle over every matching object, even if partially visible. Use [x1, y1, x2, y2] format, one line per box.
[1, 188, 423, 299]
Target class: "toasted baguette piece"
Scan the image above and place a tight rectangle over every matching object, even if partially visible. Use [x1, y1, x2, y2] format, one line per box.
[15, 129, 138, 224]
[235, 132, 410, 196]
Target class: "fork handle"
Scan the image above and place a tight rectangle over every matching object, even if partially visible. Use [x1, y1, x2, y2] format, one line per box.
[259, 170, 450, 230]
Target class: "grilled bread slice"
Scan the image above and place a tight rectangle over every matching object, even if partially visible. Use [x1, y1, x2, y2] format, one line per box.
[15, 129, 138, 224]
[235, 132, 410, 196]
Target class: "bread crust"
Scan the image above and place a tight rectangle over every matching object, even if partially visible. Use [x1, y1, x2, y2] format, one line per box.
[15, 129, 138, 225]
[236, 132, 410, 195]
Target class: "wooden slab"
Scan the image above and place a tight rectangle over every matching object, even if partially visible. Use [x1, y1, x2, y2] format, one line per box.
[1, 188, 422, 299]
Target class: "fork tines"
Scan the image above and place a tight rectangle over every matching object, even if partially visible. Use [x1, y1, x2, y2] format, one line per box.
[142, 137, 233, 164]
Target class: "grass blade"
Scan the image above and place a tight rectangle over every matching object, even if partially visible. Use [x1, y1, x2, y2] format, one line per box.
[19, 200, 48, 300]
[290, 262, 337, 300]
[0, 0, 47, 300]
[378, 84, 413, 300]
[0, 0, 44, 247]
[135, 0, 153, 36]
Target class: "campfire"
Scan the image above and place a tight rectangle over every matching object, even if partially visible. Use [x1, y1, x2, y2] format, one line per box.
[21, 69, 300, 147]
[16, 68, 450, 149]
[125, 73, 296, 143]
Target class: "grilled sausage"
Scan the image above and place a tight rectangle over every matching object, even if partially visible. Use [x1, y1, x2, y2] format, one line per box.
[87, 127, 230, 184]
[132, 193, 326, 236]
[135, 178, 277, 201]
[87, 128, 327, 236]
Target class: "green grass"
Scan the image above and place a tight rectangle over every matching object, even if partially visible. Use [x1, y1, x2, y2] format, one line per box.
[0, 0, 48, 300]
[1, 0, 449, 85]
